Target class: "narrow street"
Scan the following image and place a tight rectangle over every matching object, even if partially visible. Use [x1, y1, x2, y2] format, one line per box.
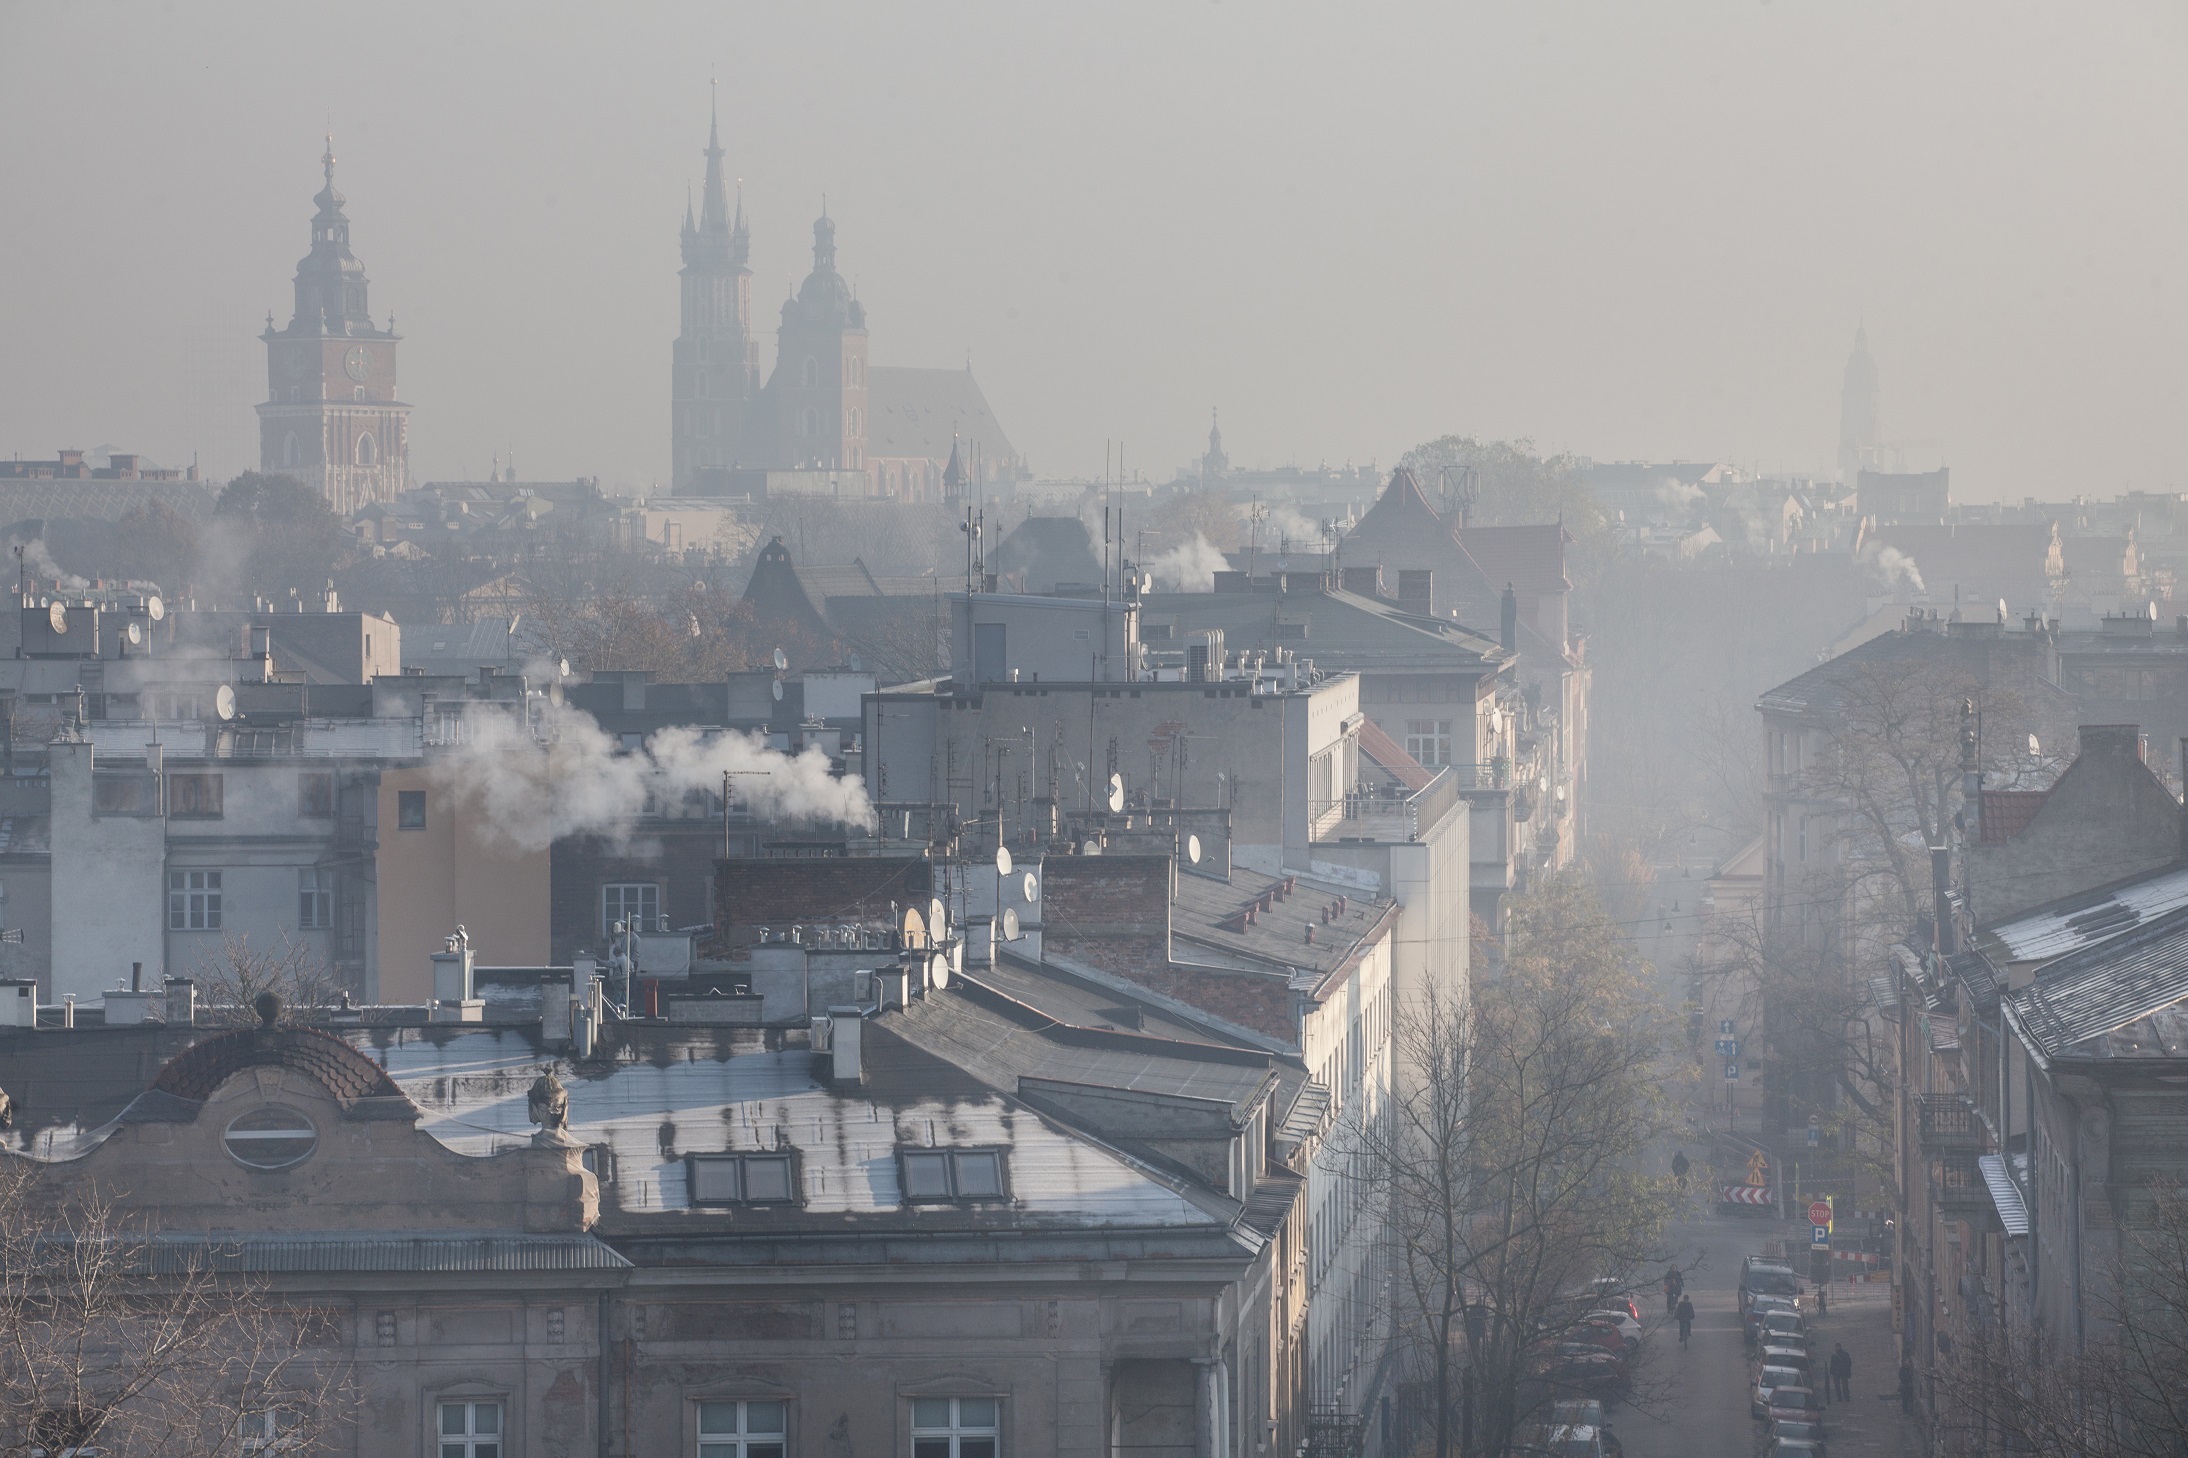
[1612, 1215, 1921, 1458]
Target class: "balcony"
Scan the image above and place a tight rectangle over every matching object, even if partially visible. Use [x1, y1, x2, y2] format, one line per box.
[1917, 1095, 1983, 1152]
[1932, 1152, 1988, 1214]
[1314, 767, 1461, 845]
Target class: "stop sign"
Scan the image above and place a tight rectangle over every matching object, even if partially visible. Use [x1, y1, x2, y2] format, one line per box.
[1808, 1200, 1832, 1226]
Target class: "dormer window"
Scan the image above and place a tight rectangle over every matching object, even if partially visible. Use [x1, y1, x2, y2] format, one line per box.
[224, 1106, 317, 1169]
[688, 1152, 799, 1206]
[899, 1148, 1006, 1203]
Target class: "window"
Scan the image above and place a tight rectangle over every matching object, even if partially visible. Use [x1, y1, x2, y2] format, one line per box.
[283, 429, 300, 462]
[698, 1400, 786, 1458]
[354, 386, 365, 403]
[438, 1400, 503, 1458]
[168, 772, 225, 818]
[298, 771, 335, 818]
[93, 771, 159, 816]
[911, 1398, 997, 1458]
[802, 357, 819, 387]
[1405, 720, 1453, 768]
[848, 407, 862, 435]
[603, 883, 660, 938]
[238, 1406, 299, 1452]
[398, 789, 427, 829]
[688, 1152, 799, 1206]
[299, 868, 333, 930]
[224, 1106, 316, 1169]
[169, 870, 222, 930]
[356, 432, 376, 466]
[899, 1149, 1006, 1203]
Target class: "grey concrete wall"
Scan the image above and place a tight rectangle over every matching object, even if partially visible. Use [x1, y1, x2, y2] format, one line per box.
[49, 740, 165, 1002]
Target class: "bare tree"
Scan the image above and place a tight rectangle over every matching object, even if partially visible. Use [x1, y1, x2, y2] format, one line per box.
[0, 1160, 353, 1457]
[189, 935, 342, 1027]
[1930, 1179, 2188, 1458]
[1357, 875, 1676, 1458]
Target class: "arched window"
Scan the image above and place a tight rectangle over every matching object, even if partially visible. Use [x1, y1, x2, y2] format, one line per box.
[802, 357, 819, 387]
[282, 433, 300, 467]
[797, 407, 818, 439]
[848, 407, 862, 436]
[356, 433, 377, 467]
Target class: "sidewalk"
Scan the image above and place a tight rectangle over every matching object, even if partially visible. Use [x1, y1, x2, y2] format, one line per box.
[1801, 1261, 1921, 1456]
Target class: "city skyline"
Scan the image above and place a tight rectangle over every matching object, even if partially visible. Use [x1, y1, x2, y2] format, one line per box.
[2, 2, 2184, 497]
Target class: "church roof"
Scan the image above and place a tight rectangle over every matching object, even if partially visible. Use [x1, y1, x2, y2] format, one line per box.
[1458, 524, 1572, 596]
[867, 367, 1020, 468]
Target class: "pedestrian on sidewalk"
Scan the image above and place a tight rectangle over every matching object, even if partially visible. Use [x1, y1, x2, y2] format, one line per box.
[1672, 1149, 1690, 1188]
[1663, 1266, 1683, 1313]
[1899, 1357, 1916, 1414]
[1817, 1282, 1828, 1316]
[1830, 1343, 1852, 1400]
[1675, 1295, 1694, 1348]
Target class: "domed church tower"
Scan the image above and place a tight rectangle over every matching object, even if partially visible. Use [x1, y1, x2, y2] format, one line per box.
[762, 208, 868, 472]
[256, 137, 410, 514]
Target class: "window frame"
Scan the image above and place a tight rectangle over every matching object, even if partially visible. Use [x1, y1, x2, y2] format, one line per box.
[298, 867, 333, 931]
[897, 1147, 1010, 1205]
[298, 771, 336, 819]
[909, 1396, 1000, 1458]
[1404, 718, 1453, 769]
[397, 788, 427, 830]
[687, 1151, 801, 1208]
[168, 868, 223, 931]
[167, 771, 226, 819]
[435, 1397, 506, 1458]
[695, 1397, 788, 1458]
[602, 883, 661, 939]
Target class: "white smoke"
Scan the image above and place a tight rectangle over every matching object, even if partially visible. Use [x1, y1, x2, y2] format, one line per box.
[1263, 503, 1325, 547]
[1857, 542, 1926, 595]
[1652, 477, 1705, 511]
[1146, 533, 1232, 592]
[19, 538, 87, 591]
[429, 700, 874, 852]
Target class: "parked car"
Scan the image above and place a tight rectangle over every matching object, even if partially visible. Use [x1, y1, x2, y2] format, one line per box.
[1770, 1440, 1827, 1458]
[1565, 1278, 1642, 1322]
[1752, 1366, 1807, 1419]
[1757, 1344, 1813, 1377]
[1771, 1418, 1828, 1446]
[1745, 1293, 1802, 1341]
[1575, 1311, 1643, 1351]
[1765, 1386, 1826, 1428]
[1549, 1400, 1621, 1458]
[1515, 1423, 1605, 1458]
[1756, 1311, 1809, 1348]
[1562, 1323, 1627, 1357]
[1544, 1342, 1629, 1392]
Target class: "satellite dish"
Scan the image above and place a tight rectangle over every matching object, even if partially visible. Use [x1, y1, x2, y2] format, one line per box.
[1187, 834, 1202, 865]
[1081, 840, 1102, 856]
[214, 684, 237, 722]
[902, 906, 927, 949]
[548, 680, 565, 708]
[927, 897, 947, 938]
[1000, 907, 1020, 942]
[929, 952, 951, 991]
[996, 845, 1013, 877]
[125, 621, 143, 646]
[771, 679, 784, 702]
[1022, 871, 1037, 903]
[772, 647, 788, 671]
[1106, 773, 1124, 814]
[146, 595, 165, 622]
[47, 601, 66, 634]
[557, 656, 571, 679]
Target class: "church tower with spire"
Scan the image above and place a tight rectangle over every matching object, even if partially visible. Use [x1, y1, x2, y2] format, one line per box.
[672, 90, 758, 491]
[763, 207, 867, 472]
[257, 137, 410, 514]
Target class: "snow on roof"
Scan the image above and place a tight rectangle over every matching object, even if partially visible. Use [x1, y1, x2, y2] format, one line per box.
[1978, 861, 2188, 965]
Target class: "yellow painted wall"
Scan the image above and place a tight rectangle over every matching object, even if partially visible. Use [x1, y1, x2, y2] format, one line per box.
[375, 767, 549, 1002]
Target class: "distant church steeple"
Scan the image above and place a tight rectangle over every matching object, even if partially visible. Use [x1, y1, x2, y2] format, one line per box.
[1839, 326, 1880, 482]
[672, 85, 758, 491]
[1202, 408, 1229, 481]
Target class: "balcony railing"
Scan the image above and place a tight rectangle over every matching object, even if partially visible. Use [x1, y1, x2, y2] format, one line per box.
[1314, 767, 1461, 845]
[1932, 1152, 1988, 1212]
[1918, 1095, 1983, 1151]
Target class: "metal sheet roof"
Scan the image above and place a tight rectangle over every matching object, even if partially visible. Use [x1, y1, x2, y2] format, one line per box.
[2010, 903, 2188, 1058]
[135, 1232, 632, 1273]
[1979, 861, 2188, 966]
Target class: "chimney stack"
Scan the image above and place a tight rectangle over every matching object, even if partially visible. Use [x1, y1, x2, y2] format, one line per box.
[1500, 584, 1519, 656]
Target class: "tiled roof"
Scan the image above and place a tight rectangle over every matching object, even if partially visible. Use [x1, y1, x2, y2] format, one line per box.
[1980, 789, 2051, 843]
[151, 1027, 411, 1109]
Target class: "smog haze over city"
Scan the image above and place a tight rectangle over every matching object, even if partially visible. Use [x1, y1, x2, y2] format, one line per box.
[5, 2, 2185, 494]
[5, 6, 2188, 1458]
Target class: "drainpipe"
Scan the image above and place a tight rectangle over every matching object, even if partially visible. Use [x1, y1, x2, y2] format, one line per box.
[597, 1291, 612, 1458]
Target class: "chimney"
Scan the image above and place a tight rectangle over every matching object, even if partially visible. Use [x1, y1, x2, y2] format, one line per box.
[543, 968, 575, 1045]
[1500, 584, 1519, 655]
[430, 931, 482, 1023]
[163, 976, 195, 1026]
[1396, 569, 1434, 617]
[827, 1006, 864, 1084]
[1931, 845, 1957, 957]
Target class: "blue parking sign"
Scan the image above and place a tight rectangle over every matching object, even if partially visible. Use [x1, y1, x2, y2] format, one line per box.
[1812, 1225, 1830, 1246]
[1724, 1062, 1740, 1082]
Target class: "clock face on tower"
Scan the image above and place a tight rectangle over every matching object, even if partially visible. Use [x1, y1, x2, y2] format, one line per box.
[343, 345, 373, 382]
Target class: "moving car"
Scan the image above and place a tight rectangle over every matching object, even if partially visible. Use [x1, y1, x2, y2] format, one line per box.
[1751, 1366, 1807, 1419]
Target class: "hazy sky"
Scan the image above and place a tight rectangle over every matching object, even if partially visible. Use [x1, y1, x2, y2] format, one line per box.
[2, 2, 2182, 498]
